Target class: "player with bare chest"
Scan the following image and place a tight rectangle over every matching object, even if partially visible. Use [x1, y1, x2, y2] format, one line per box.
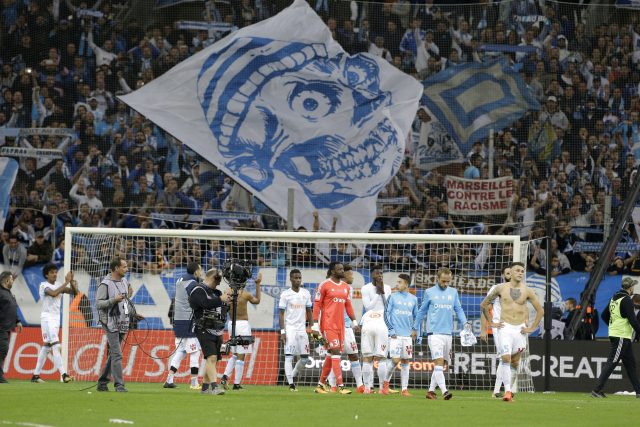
[480, 262, 543, 402]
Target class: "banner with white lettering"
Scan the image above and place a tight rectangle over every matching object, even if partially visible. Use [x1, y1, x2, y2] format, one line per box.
[444, 176, 513, 215]
[0, 128, 75, 138]
[0, 147, 64, 159]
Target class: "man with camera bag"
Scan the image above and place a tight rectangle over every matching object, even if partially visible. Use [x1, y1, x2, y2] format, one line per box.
[96, 257, 133, 393]
[188, 267, 231, 395]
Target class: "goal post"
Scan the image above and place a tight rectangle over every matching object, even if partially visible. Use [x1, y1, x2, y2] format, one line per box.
[62, 227, 533, 391]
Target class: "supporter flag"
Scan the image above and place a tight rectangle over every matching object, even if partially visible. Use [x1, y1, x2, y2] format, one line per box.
[120, 0, 422, 232]
[421, 58, 540, 154]
[0, 158, 19, 231]
[528, 119, 560, 162]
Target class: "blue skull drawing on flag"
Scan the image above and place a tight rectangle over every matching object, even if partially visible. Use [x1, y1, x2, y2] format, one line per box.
[197, 37, 403, 209]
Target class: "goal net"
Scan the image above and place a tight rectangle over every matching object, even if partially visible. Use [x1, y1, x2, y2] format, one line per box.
[63, 227, 533, 392]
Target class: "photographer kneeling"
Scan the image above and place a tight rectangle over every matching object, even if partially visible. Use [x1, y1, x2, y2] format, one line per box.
[188, 267, 231, 395]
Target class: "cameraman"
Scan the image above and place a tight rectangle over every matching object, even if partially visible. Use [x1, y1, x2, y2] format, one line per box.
[187, 267, 230, 395]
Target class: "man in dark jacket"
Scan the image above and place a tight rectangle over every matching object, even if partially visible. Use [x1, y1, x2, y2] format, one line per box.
[0, 272, 23, 383]
[592, 278, 640, 398]
[188, 268, 230, 395]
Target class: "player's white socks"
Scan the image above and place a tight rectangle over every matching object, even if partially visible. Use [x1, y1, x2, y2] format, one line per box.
[385, 360, 397, 382]
[493, 364, 503, 394]
[377, 361, 387, 389]
[34, 345, 51, 376]
[433, 365, 447, 393]
[285, 355, 294, 385]
[350, 360, 363, 388]
[385, 359, 396, 382]
[224, 355, 237, 378]
[51, 344, 65, 375]
[292, 358, 306, 378]
[362, 361, 373, 389]
[429, 368, 437, 392]
[499, 362, 512, 392]
[189, 352, 200, 386]
[511, 366, 518, 393]
[169, 350, 186, 376]
[234, 360, 245, 385]
[327, 370, 336, 387]
[400, 363, 410, 391]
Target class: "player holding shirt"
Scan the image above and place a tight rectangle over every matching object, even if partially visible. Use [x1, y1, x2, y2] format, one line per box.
[311, 262, 357, 394]
[31, 263, 77, 383]
[385, 273, 418, 396]
[279, 269, 313, 391]
[480, 266, 511, 398]
[412, 267, 467, 400]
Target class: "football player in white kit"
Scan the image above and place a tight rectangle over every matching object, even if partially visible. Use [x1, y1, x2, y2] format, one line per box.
[31, 263, 77, 383]
[480, 266, 511, 398]
[360, 264, 392, 394]
[279, 269, 313, 391]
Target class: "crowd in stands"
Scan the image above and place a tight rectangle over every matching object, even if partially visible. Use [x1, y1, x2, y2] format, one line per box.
[1, 0, 640, 278]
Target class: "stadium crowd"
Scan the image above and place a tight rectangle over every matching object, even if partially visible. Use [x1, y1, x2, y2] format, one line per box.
[1, 0, 640, 278]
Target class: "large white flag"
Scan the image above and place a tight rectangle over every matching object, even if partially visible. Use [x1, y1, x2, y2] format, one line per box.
[119, 0, 422, 232]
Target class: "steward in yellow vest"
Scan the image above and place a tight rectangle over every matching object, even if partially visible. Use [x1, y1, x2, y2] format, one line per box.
[592, 277, 640, 398]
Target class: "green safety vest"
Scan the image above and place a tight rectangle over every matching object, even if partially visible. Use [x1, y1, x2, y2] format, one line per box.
[608, 295, 633, 339]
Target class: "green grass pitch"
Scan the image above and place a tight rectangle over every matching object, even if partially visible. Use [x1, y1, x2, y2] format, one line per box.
[0, 381, 633, 427]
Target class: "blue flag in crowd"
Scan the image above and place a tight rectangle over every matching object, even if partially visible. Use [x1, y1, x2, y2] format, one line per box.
[0, 158, 18, 231]
[421, 58, 540, 154]
[120, 0, 422, 232]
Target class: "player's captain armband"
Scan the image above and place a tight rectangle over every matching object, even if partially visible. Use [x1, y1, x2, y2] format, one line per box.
[311, 323, 320, 333]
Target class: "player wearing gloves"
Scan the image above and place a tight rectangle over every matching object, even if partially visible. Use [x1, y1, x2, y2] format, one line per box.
[311, 262, 357, 395]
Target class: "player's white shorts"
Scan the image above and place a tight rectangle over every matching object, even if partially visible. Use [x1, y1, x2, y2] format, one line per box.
[389, 336, 413, 360]
[40, 317, 60, 343]
[175, 337, 201, 354]
[343, 327, 358, 355]
[285, 327, 310, 356]
[496, 323, 527, 357]
[428, 334, 452, 364]
[227, 320, 253, 355]
[361, 323, 389, 358]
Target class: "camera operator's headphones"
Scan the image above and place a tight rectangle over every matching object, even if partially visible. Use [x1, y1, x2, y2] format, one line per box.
[205, 267, 222, 280]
